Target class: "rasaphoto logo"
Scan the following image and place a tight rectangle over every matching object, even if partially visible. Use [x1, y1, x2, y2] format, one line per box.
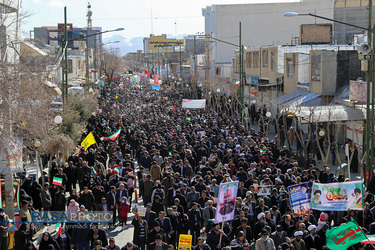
[30, 211, 113, 223]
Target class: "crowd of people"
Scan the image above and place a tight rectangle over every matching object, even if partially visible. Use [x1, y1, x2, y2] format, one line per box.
[1, 77, 374, 250]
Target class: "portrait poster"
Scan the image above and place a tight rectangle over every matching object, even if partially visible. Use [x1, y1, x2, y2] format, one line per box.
[0, 137, 23, 173]
[311, 181, 364, 211]
[257, 185, 271, 196]
[0, 179, 20, 214]
[215, 181, 239, 223]
[288, 182, 312, 217]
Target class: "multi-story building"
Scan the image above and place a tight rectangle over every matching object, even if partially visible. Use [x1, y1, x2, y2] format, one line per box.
[0, 0, 21, 64]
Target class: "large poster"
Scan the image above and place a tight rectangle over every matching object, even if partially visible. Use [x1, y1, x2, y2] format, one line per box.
[0, 179, 20, 213]
[182, 99, 206, 109]
[311, 181, 364, 211]
[288, 183, 312, 217]
[0, 137, 23, 173]
[215, 181, 238, 223]
[257, 185, 271, 196]
[178, 234, 192, 250]
[349, 80, 367, 103]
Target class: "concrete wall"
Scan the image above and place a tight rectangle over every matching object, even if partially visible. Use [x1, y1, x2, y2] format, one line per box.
[284, 53, 298, 93]
[334, 1, 375, 44]
[202, 0, 335, 65]
[310, 50, 337, 95]
[300, 24, 332, 44]
[336, 50, 363, 91]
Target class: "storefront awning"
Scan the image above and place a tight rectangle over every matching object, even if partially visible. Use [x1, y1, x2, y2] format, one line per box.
[284, 105, 366, 123]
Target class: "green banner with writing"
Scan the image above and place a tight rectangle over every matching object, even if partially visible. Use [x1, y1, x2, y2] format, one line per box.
[326, 220, 366, 250]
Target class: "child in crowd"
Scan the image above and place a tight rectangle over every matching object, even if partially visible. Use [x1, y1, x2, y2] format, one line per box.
[118, 197, 130, 229]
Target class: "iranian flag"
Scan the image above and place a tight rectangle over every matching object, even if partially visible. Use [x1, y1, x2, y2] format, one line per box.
[55, 221, 62, 234]
[52, 177, 63, 186]
[103, 128, 121, 141]
[91, 167, 97, 176]
[145, 69, 151, 78]
[235, 79, 242, 86]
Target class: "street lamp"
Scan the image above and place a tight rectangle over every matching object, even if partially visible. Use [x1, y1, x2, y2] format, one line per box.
[284, 10, 374, 182]
[54, 115, 63, 125]
[34, 140, 43, 187]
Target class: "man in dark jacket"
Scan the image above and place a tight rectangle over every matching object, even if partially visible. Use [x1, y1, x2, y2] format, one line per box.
[106, 186, 117, 227]
[270, 225, 288, 249]
[40, 182, 52, 212]
[144, 203, 157, 230]
[88, 224, 108, 248]
[206, 224, 229, 250]
[154, 211, 172, 242]
[71, 222, 90, 250]
[147, 222, 165, 245]
[55, 168, 68, 188]
[53, 186, 67, 211]
[79, 187, 95, 211]
[148, 234, 168, 250]
[132, 214, 148, 250]
[188, 203, 201, 245]
[143, 175, 155, 206]
[65, 161, 78, 193]
[77, 161, 92, 190]
[140, 151, 152, 171]
[192, 237, 211, 250]
[304, 225, 322, 250]
[92, 183, 106, 211]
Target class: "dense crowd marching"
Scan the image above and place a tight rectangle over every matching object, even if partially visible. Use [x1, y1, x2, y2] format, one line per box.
[1, 78, 374, 250]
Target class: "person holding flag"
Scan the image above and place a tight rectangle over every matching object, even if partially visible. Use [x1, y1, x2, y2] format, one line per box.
[81, 132, 96, 151]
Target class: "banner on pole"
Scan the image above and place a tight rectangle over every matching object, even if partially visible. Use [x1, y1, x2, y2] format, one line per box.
[311, 181, 364, 211]
[152, 84, 161, 90]
[0, 137, 23, 173]
[288, 182, 312, 217]
[182, 99, 206, 109]
[215, 181, 239, 223]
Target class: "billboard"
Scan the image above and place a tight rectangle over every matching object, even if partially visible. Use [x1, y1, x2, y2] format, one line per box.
[148, 35, 184, 50]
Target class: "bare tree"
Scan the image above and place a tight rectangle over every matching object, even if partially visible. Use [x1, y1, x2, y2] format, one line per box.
[100, 48, 122, 85]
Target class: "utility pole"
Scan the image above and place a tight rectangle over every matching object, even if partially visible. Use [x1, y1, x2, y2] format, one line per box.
[180, 42, 182, 80]
[64, 7, 68, 101]
[366, 0, 374, 182]
[85, 3, 92, 86]
[166, 46, 168, 84]
[205, 34, 210, 96]
[239, 22, 244, 106]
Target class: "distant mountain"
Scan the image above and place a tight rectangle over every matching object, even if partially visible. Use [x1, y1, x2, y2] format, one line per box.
[103, 34, 188, 55]
[103, 35, 143, 55]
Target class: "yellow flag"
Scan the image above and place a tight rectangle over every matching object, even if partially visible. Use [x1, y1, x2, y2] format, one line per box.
[81, 132, 96, 151]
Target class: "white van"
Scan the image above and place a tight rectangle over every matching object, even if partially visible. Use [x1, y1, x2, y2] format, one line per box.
[68, 87, 84, 95]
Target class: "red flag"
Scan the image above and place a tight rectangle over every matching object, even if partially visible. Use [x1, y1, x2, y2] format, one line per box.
[145, 69, 151, 78]
[154, 75, 159, 85]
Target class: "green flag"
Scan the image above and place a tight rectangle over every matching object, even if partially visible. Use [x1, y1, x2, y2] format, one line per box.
[326, 220, 366, 249]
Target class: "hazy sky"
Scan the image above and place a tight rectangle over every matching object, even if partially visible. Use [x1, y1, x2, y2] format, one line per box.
[22, 0, 299, 39]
